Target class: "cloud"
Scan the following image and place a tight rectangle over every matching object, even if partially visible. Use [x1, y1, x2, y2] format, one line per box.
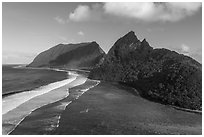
[68, 4, 103, 22]
[68, 2, 201, 22]
[103, 2, 201, 22]
[69, 5, 91, 22]
[77, 31, 84, 36]
[54, 16, 66, 24]
[180, 44, 190, 56]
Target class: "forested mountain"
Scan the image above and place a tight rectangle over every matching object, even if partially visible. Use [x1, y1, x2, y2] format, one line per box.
[89, 31, 202, 110]
[28, 41, 105, 69]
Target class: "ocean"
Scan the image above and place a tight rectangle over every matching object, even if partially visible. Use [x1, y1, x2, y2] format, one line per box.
[2, 65, 68, 96]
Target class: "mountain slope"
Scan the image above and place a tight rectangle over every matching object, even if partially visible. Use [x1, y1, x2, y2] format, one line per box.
[89, 31, 202, 110]
[28, 41, 105, 69]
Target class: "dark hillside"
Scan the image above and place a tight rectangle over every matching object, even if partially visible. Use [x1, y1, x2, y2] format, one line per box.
[89, 31, 202, 110]
[28, 42, 105, 69]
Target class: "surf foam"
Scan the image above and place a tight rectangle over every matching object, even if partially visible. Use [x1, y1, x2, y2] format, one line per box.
[2, 75, 76, 115]
[2, 73, 88, 135]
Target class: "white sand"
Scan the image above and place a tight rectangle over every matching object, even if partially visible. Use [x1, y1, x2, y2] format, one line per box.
[2, 75, 76, 115]
[2, 73, 87, 135]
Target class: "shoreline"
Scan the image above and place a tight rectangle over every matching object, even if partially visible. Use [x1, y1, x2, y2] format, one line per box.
[3, 65, 91, 103]
[2, 71, 89, 135]
[2, 66, 71, 98]
[2, 75, 77, 115]
[2, 67, 87, 115]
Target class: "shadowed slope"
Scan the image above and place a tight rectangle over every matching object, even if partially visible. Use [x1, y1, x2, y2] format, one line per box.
[89, 31, 202, 110]
[28, 42, 105, 69]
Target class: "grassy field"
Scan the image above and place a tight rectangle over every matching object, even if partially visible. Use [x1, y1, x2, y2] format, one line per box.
[11, 81, 201, 135]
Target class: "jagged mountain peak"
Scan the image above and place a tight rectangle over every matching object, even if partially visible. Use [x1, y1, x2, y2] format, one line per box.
[122, 31, 138, 40]
[114, 31, 139, 46]
[124, 31, 137, 39]
[107, 31, 153, 59]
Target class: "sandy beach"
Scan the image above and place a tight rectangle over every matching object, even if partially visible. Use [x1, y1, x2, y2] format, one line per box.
[9, 80, 201, 135]
[2, 71, 88, 135]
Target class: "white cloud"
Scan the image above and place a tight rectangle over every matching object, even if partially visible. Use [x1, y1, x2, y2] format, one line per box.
[181, 44, 190, 56]
[54, 16, 66, 24]
[103, 2, 201, 22]
[68, 4, 103, 22]
[77, 31, 84, 36]
[69, 5, 91, 22]
[68, 2, 201, 22]
[104, 3, 155, 20]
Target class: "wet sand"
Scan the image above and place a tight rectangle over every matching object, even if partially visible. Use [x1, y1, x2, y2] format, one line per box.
[11, 82, 201, 135]
[2, 75, 87, 135]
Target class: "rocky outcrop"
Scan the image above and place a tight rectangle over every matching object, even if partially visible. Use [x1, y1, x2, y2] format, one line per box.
[28, 41, 105, 69]
[89, 31, 202, 110]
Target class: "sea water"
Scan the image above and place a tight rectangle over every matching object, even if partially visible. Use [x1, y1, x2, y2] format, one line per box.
[2, 65, 68, 96]
[2, 65, 76, 115]
[2, 65, 81, 134]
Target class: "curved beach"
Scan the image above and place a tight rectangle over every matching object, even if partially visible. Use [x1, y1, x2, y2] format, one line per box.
[6, 77, 202, 135]
[2, 70, 92, 135]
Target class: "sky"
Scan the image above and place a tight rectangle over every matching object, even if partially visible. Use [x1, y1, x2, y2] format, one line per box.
[2, 2, 202, 64]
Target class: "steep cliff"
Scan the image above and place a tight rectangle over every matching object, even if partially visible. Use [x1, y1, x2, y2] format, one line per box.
[28, 41, 105, 69]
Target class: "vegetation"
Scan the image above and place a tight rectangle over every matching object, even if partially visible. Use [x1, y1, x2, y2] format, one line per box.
[89, 31, 202, 110]
[28, 41, 105, 69]
[49, 42, 105, 68]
